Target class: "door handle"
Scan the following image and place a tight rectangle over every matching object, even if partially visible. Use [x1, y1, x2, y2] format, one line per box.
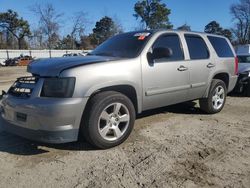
[207, 63, 215, 68]
[177, 65, 188, 71]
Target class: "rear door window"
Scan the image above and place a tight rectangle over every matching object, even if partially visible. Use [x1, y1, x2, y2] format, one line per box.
[153, 34, 184, 61]
[185, 34, 209, 60]
[207, 36, 234, 57]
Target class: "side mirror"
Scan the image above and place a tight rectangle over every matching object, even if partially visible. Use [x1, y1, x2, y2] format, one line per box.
[152, 47, 173, 60]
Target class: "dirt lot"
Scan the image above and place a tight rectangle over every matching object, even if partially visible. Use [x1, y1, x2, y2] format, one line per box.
[0, 67, 30, 91]
[0, 67, 249, 188]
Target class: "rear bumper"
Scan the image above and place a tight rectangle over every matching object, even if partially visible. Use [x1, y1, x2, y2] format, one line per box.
[0, 95, 88, 143]
[233, 72, 250, 93]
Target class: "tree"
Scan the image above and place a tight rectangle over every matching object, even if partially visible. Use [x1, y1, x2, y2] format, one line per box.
[70, 11, 87, 49]
[91, 16, 119, 46]
[0, 31, 6, 49]
[177, 24, 191, 31]
[133, 0, 172, 29]
[112, 15, 124, 34]
[31, 3, 63, 49]
[80, 35, 94, 50]
[204, 21, 233, 41]
[204, 21, 223, 34]
[230, 0, 250, 44]
[0, 9, 31, 49]
[56, 35, 81, 49]
[30, 28, 44, 49]
[56, 35, 72, 49]
[221, 29, 233, 42]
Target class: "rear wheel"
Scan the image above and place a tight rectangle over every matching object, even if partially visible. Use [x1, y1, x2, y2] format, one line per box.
[199, 79, 227, 114]
[81, 91, 135, 149]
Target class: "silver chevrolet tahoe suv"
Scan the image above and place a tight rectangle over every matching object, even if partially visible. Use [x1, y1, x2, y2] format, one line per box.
[0, 30, 238, 149]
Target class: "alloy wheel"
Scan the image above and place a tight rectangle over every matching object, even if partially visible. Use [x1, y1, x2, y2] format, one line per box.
[212, 85, 225, 110]
[98, 103, 130, 141]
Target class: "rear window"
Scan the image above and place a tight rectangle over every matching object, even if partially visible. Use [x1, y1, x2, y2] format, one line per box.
[207, 36, 234, 58]
[238, 55, 250, 63]
[185, 34, 209, 60]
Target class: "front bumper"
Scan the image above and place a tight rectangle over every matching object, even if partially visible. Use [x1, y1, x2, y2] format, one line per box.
[0, 95, 88, 143]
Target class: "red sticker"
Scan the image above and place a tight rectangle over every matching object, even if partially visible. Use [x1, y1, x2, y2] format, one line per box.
[138, 35, 146, 40]
[134, 32, 151, 40]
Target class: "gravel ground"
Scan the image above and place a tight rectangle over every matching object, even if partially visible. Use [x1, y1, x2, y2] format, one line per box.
[0, 67, 249, 188]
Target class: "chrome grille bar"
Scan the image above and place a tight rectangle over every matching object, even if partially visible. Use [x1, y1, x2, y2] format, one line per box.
[8, 76, 39, 98]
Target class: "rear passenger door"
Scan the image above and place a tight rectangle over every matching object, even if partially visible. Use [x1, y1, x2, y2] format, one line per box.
[184, 34, 212, 100]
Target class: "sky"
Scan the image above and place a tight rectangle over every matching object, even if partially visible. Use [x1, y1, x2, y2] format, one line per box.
[0, 0, 238, 35]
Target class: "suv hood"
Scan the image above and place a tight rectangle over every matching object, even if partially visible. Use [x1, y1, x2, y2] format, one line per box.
[238, 63, 250, 74]
[27, 56, 120, 76]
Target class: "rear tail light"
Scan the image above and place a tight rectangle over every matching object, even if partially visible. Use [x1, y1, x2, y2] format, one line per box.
[234, 57, 238, 75]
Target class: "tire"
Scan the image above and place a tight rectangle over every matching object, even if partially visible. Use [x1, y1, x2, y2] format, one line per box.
[81, 91, 136, 149]
[199, 79, 227, 114]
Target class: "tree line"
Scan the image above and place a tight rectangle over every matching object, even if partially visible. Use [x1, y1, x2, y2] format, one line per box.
[0, 0, 249, 50]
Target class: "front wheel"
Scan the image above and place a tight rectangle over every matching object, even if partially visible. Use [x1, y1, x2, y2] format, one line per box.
[81, 91, 136, 149]
[199, 79, 227, 114]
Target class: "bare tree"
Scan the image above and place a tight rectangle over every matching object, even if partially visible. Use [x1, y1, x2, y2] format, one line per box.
[70, 11, 87, 49]
[230, 0, 250, 44]
[31, 3, 63, 49]
[29, 28, 44, 49]
[112, 15, 124, 34]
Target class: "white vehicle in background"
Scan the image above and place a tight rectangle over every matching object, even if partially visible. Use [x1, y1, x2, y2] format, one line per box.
[0, 59, 6, 66]
[62, 51, 91, 57]
[234, 44, 250, 96]
[62, 53, 84, 57]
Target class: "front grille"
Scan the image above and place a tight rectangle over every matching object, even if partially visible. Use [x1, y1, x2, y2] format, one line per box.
[8, 76, 39, 98]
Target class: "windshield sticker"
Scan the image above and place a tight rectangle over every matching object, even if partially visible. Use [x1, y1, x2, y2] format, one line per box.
[134, 32, 151, 40]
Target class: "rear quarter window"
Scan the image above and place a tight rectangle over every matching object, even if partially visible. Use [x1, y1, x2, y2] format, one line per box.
[207, 36, 234, 58]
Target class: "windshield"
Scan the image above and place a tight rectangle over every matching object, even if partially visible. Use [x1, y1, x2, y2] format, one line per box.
[89, 31, 152, 58]
[238, 55, 250, 63]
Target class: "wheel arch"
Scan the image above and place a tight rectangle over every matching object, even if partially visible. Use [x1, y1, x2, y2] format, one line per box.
[85, 84, 141, 114]
[213, 73, 229, 89]
[203, 72, 230, 98]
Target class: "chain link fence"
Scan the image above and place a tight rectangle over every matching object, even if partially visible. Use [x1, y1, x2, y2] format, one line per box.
[0, 49, 90, 65]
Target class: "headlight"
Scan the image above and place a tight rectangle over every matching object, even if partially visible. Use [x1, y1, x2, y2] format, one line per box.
[248, 72, 250, 77]
[41, 77, 75, 98]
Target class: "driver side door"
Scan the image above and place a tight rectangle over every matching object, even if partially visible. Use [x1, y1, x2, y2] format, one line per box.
[142, 33, 190, 110]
